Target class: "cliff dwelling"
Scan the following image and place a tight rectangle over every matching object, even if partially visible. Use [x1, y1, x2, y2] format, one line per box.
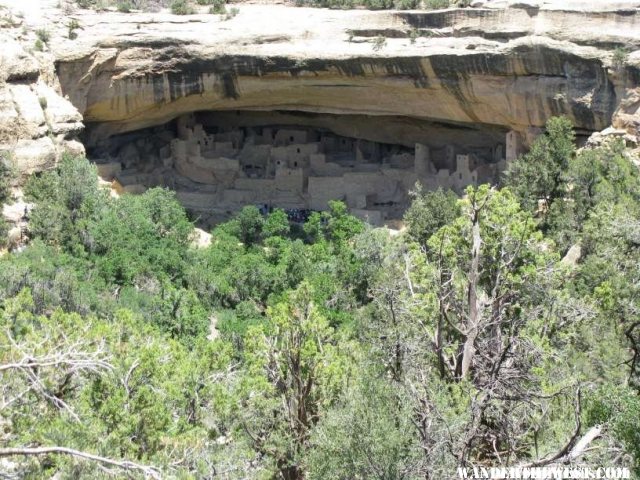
[1, 0, 630, 228]
[87, 111, 518, 226]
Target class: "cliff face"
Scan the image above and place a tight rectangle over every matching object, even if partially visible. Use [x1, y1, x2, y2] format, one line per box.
[45, 1, 639, 147]
[63, 43, 618, 145]
[0, 8, 84, 177]
[1, 0, 639, 168]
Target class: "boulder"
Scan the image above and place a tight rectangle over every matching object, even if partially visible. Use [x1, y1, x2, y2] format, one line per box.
[2, 201, 32, 225]
[36, 84, 83, 137]
[0, 88, 21, 144]
[612, 87, 640, 145]
[561, 244, 582, 267]
[6, 226, 22, 250]
[192, 228, 213, 248]
[9, 84, 46, 132]
[60, 139, 86, 158]
[1, 39, 39, 82]
[12, 137, 57, 175]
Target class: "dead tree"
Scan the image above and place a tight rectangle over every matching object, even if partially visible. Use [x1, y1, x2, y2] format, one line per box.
[0, 327, 162, 478]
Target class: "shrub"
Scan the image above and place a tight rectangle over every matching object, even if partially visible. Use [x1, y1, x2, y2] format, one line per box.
[206, 0, 225, 13]
[296, 0, 354, 8]
[25, 155, 106, 251]
[38, 96, 47, 110]
[0, 217, 7, 249]
[234, 205, 264, 245]
[224, 6, 239, 19]
[171, 0, 195, 14]
[612, 47, 628, 70]
[94, 0, 109, 10]
[35, 29, 50, 44]
[395, 0, 418, 8]
[34, 39, 44, 52]
[424, 0, 450, 8]
[404, 185, 460, 247]
[0, 155, 13, 204]
[68, 19, 80, 33]
[117, 0, 133, 11]
[362, 0, 393, 9]
[263, 209, 290, 239]
[372, 35, 386, 51]
[89, 187, 193, 284]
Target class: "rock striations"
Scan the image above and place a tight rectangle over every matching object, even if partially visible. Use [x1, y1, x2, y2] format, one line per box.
[42, 1, 640, 145]
[0, 6, 84, 177]
[0, 0, 638, 223]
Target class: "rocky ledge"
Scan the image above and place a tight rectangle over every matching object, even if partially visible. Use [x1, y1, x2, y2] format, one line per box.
[48, 1, 640, 145]
[0, 0, 639, 174]
[0, 11, 84, 177]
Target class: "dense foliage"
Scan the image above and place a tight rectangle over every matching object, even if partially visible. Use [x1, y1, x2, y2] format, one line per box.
[73, 0, 457, 13]
[1, 117, 639, 478]
[0, 155, 12, 248]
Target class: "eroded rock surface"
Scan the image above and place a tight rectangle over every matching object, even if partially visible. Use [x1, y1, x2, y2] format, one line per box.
[0, 8, 84, 177]
[0, 0, 639, 224]
[36, 1, 638, 145]
[2, 0, 639, 153]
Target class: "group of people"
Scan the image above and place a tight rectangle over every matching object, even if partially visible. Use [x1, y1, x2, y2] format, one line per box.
[285, 208, 312, 224]
[257, 204, 313, 224]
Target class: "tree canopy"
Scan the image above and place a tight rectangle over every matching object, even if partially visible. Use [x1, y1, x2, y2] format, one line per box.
[1, 122, 639, 478]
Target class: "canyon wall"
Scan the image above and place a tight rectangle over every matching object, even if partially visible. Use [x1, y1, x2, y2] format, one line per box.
[0, 0, 639, 185]
[0, 8, 84, 177]
[47, 2, 640, 147]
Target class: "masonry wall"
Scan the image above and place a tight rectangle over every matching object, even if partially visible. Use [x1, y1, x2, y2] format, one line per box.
[102, 114, 511, 225]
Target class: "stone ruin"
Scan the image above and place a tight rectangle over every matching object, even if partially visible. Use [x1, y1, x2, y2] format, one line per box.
[91, 113, 525, 227]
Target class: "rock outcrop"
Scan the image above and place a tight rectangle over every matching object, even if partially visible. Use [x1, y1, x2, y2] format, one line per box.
[38, 1, 639, 148]
[613, 86, 640, 141]
[0, 0, 638, 214]
[0, 8, 84, 177]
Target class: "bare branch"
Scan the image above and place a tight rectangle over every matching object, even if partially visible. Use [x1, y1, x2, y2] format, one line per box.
[0, 446, 161, 479]
[522, 388, 603, 468]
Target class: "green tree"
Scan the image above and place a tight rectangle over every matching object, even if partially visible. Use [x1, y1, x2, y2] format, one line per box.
[264, 208, 290, 238]
[504, 116, 575, 215]
[0, 289, 240, 478]
[404, 186, 565, 467]
[240, 283, 353, 479]
[324, 200, 364, 245]
[585, 385, 640, 475]
[0, 292, 162, 477]
[26, 155, 106, 253]
[88, 188, 193, 284]
[0, 217, 8, 249]
[308, 376, 421, 479]
[544, 138, 640, 251]
[0, 153, 13, 204]
[403, 184, 460, 248]
[303, 211, 324, 243]
[233, 205, 264, 245]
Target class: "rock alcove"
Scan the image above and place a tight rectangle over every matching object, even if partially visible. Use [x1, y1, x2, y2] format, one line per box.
[85, 110, 515, 226]
[42, 3, 638, 226]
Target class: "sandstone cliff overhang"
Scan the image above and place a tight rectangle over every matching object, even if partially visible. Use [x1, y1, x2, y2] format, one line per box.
[40, 1, 639, 146]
